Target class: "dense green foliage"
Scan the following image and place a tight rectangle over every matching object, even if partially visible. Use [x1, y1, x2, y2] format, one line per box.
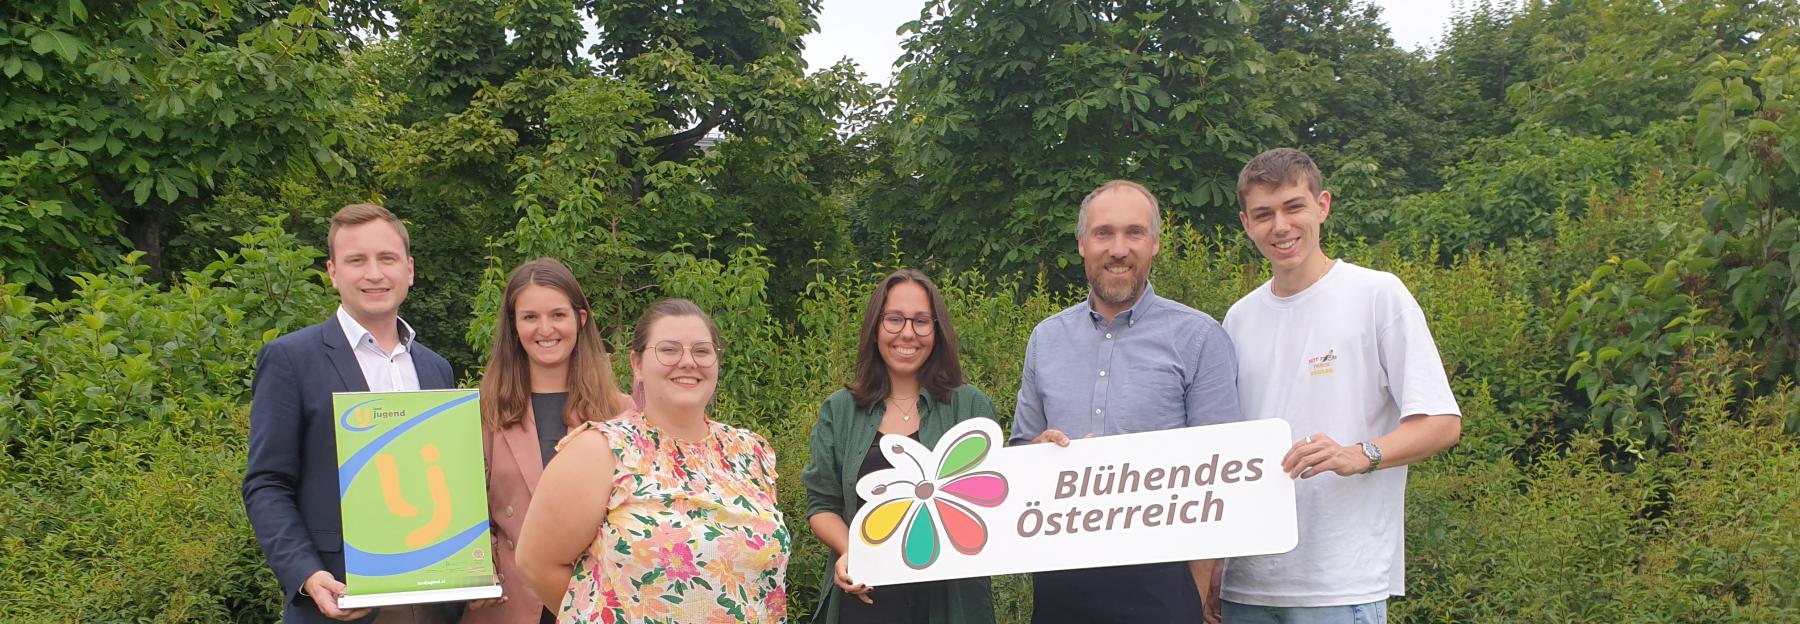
[4, 0, 1800, 622]
[0, 224, 332, 621]
[0, 0, 376, 290]
[855, 0, 1326, 282]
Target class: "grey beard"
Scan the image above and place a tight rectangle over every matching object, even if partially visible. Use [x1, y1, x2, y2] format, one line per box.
[1090, 276, 1145, 307]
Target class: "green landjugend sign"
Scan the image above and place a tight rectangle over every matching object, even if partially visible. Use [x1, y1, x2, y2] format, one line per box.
[333, 389, 502, 608]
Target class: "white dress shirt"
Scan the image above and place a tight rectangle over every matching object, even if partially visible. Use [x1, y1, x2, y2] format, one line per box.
[335, 306, 421, 392]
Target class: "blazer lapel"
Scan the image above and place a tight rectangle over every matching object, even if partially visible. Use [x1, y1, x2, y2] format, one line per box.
[416, 344, 450, 389]
[429, 361, 451, 389]
[499, 402, 545, 495]
[322, 317, 370, 393]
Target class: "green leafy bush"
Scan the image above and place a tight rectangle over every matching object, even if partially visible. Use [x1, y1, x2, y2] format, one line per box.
[1370, 122, 1682, 257]
[0, 220, 330, 622]
[1402, 344, 1800, 622]
[1556, 248, 1729, 447]
[1690, 42, 1800, 386]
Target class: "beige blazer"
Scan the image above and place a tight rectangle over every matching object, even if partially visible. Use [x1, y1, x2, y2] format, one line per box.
[462, 402, 546, 624]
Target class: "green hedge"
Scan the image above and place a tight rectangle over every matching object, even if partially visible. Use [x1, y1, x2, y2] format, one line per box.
[0, 221, 333, 622]
[1403, 345, 1800, 621]
[3, 203, 1797, 622]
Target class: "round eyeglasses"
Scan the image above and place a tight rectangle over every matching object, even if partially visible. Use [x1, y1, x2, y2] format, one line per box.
[880, 313, 936, 337]
[650, 340, 719, 367]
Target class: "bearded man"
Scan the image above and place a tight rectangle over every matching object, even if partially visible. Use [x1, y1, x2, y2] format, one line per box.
[1009, 180, 1244, 624]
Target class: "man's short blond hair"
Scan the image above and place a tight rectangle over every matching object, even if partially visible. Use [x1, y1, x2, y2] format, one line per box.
[327, 203, 410, 259]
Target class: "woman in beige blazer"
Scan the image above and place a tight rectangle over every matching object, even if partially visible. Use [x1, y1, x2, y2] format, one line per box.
[464, 258, 631, 624]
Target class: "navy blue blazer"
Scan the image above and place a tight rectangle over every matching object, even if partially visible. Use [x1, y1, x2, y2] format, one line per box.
[241, 316, 454, 623]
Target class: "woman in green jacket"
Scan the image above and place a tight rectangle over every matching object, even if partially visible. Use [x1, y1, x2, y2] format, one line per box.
[801, 269, 998, 624]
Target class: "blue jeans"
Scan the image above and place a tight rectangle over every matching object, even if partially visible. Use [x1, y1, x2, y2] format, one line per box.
[1221, 599, 1387, 624]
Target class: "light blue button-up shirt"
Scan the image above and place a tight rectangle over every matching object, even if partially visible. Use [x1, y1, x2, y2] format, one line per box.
[1009, 283, 1243, 446]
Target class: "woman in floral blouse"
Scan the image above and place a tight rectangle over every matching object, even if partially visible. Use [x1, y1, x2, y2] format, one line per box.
[516, 298, 790, 623]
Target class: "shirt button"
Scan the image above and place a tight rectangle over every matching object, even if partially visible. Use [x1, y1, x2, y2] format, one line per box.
[1095, 409, 1102, 415]
[1099, 370, 1107, 377]
[1105, 333, 1113, 339]
[506, 538, 515, 550]
[505, 505, 514, 518]
[496, 573, 506, 584]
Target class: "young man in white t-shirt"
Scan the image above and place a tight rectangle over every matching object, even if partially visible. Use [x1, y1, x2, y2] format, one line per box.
[1219, 148, 1463, 624]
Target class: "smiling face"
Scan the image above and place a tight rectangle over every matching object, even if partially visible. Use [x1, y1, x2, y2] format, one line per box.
[326, 220, 414, 326]
[877, 281, 936, 385]
[1078, 187, 1160, 316]
[1239, 181, 1332, 277]
[513, 284, 585, 378]
[630, 314, 718, 413]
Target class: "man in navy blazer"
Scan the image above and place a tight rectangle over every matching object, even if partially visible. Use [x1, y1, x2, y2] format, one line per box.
[243, 204, 457, 623]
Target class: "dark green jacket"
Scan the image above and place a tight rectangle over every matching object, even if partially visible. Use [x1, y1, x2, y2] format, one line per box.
[801, 384, 999, 624]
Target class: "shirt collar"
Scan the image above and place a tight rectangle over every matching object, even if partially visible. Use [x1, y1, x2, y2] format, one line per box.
[915, 385, 940, 410]
[336, 306, 415, 351]
[1085, 282, 1159, 328]
[881, 386, 938, 406]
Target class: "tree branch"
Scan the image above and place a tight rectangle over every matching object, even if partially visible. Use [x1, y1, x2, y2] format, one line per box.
[646, 105, 731, 162]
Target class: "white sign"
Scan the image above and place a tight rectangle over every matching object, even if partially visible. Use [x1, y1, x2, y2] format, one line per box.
[847, 417, 1297, 585]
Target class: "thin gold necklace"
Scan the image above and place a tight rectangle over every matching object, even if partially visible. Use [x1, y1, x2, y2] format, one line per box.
[886, 396, 919, 422]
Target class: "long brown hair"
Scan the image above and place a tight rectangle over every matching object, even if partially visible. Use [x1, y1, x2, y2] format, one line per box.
[847, 269, 965, 407]
[480, 258, 622, 431]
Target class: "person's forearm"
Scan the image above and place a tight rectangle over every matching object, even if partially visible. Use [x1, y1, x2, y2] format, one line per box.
[1189, 559, 1218, 594]
[1370, 414, 1461, 468]
[521, 562, 573, 610]
[1190, 558, 1223, 623]
[809, 512, 851, 556]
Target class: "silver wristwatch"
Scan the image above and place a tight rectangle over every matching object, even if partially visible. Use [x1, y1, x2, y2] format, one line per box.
[1358, 442, 1383, 473]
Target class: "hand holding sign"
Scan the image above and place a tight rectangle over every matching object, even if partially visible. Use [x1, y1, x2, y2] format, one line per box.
[1284, 433, 1368, 478]
[1029, 428, 1073, 446]
[834, 554, 874, 604]
[303, 571, 370, 621]
[848, 418, 1298, 585]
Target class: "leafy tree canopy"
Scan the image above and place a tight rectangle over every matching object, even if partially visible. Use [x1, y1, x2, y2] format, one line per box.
[858, 0, 1329, 282]
[1, 0, 372, 289]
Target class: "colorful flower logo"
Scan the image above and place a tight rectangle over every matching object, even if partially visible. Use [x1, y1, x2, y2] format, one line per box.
[854, 419, 1009, 569]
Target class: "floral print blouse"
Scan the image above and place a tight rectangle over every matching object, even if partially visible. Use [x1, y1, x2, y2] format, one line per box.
[554, 410, 790, 623]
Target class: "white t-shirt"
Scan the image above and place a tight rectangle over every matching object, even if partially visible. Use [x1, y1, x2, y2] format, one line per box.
[1220, 260, 1461, 607]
